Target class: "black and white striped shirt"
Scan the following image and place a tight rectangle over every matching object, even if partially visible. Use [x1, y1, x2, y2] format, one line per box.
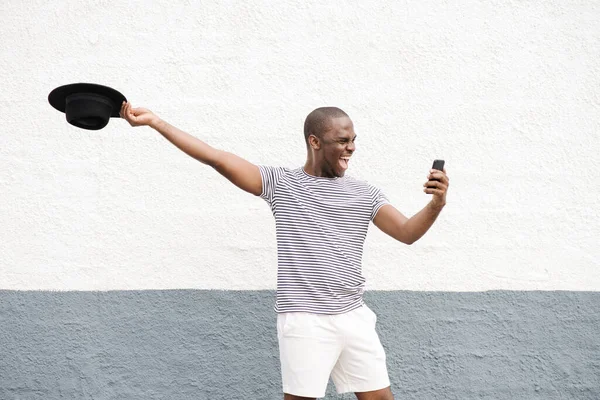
[259, 166, 389, 314]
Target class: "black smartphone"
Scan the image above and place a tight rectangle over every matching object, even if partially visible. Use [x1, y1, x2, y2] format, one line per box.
[428, 160, 445, 188]
[432, 159, 445, 171]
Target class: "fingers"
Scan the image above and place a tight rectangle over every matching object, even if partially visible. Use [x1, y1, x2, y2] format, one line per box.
[119, 102, 156, 127]
[423, 169, 449, 195]
[120, 101, 132, 118]
[120, 101, 138, 126]
[428, 170, 449, 184]
[423, 180, 447, 192]
[423, 187, 445, 195]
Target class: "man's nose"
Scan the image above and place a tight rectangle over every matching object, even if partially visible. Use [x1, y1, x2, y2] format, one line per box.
[347, 141, 356, 152]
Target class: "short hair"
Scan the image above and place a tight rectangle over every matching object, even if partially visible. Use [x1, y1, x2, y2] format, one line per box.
[304, 107, 349, 146]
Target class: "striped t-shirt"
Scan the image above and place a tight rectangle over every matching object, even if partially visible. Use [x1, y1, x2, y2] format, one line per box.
[259, 166, 389, 314]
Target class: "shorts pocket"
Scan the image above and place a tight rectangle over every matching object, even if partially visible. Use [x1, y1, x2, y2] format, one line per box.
[279, 312, 322, 338]
[277, 312, 293, 338]
[363, 305, 377, 325]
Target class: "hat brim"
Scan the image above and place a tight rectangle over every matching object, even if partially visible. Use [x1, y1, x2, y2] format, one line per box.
[48, 83, 126, 118]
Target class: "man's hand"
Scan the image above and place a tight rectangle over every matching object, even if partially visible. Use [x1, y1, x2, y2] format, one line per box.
[374, 167, 449, 244]
[119, 101, 160, 128]
[423, 168, 449, 208]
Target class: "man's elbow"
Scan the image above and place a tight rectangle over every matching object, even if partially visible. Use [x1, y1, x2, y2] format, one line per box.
[401, 237, 416, 245]
[394, 223, 416, 245]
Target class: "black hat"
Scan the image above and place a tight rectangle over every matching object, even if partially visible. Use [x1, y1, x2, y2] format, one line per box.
[48, 83, 127, 130]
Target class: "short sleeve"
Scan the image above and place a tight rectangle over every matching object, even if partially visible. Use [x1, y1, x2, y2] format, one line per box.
[369, 185, 390, 220]
[258, 165, 288, 206]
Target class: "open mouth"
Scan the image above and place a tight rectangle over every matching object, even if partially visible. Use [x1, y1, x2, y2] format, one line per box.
[339, 156, 351, 169]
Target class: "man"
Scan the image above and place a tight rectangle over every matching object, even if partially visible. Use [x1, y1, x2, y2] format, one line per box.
[120, 102, 449, 400]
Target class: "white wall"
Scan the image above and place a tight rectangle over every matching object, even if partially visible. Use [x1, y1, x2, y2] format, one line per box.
[1, 0, 598, 291]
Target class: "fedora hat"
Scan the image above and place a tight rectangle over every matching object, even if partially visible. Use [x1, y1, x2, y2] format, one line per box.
[48, 83, 127, 130]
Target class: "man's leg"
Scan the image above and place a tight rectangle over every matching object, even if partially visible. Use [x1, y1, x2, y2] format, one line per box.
[278, 312, 342, 399]
[284, 394, 316, 400]
[355, 386, 394, 400]
[330, 306, 391, 396]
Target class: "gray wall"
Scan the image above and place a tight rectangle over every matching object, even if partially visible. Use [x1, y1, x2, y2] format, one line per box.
[1, 290, 598, 399]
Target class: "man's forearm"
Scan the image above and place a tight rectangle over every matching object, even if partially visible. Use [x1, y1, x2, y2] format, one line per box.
[150, 119, 219, 166]
[402, 201, 445, 244]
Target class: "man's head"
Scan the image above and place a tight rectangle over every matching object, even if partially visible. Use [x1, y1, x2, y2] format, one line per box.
[304, 107, 356, 178]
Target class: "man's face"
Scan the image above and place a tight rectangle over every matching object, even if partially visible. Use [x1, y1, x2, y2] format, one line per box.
[316, 116, 356, 178]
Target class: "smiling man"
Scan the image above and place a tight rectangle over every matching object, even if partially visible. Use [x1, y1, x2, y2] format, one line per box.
[303, 107, 355, 177]
[120, 102, 449, 400]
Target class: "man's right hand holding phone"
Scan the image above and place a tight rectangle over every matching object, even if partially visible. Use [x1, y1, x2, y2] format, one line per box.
[424, 159, 449, 208]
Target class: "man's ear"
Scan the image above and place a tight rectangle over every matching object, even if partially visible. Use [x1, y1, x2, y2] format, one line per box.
[308, 134, 321, 150]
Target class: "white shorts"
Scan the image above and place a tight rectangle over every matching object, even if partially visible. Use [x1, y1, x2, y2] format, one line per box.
[277, 304, 390, 398]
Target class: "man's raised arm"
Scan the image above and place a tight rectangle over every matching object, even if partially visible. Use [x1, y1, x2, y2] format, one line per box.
[373, 168, 449, 245]
[120, 101, 262, 196]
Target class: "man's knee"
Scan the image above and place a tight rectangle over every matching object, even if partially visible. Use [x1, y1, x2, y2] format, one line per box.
[284, 393, 316, 400]
[355, 386, 394, 400]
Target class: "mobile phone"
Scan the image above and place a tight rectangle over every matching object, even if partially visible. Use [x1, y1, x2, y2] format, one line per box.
[428, 160, 445, 188]
[432, 159, 445, 171]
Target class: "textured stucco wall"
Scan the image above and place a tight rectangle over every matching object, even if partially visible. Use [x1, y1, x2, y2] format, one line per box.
[1, 290, 599, 399]
[1, 0, 600, 399]
[2, 0, 598, 291]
